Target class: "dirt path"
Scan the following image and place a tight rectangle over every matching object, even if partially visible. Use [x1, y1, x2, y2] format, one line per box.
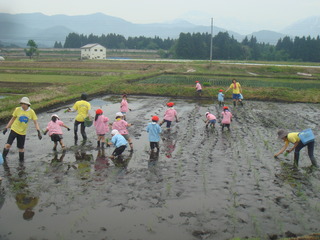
[0, 95, 319, 240]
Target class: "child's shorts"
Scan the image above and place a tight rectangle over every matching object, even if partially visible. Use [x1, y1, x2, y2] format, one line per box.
[209, 119, 216, 124]
[121, 134, 130, 140]
[51, 134, 63, 142]
[163, 120, 172, 128]
[98, 134, 105, 137]
[112, 145, 126, 156]
[150, 142, 159, 150]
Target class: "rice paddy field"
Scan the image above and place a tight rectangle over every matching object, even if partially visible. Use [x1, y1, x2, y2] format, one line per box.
[0, 59, 320, 239]
[0, 95, 319, 240]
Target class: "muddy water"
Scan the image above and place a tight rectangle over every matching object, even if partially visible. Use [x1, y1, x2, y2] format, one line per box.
[0, 95, 319, 240]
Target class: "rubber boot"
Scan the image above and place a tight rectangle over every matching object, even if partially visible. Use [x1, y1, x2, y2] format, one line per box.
[233, 101, 236, 107]
[240, 101, 243, 106]
[101, 142, 105, 149]
[294, 152, 299, 168]
[310, 156, 318, 168]
[19, 152, 24, 161]
[97, 141, 100, 148]
[2, 148, 9, 160]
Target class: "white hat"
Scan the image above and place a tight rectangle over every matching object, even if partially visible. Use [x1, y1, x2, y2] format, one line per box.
[116, 112, 123, 117]
[51, 114, 59, 119]
[111, 129, 119, 135]
[205, 112, 209, 115]
[20, 97, 31, 106]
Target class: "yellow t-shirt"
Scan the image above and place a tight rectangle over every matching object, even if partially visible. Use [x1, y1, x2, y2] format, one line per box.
[286, 132, 300, 144]
[11, 107, 38, 135]
[72, 100, 91, 122]
[229, 82, 241, 94]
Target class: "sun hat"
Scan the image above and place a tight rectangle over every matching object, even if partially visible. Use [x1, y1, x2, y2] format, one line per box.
[111, 129, 119, 135]
[116, 112, 123, 117]
[51, 114, 59, 119]
[20, 97, 31, 106]
[223, 106, 229, 110]
[122, 94, 127, 98]
[96, 109, 103, 115]
[205, 112, 209, 116]
[195, 81, 199, 83]
[219, 89, 223, 92]
[152, 116, 159, 121]
[166, 102, 174, 107]
[277, 129, 288, 139]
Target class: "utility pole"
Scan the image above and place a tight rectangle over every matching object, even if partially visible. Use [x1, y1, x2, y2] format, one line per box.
[210, 18, 214, 65]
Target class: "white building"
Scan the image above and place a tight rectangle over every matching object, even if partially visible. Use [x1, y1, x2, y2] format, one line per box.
[80, 43, 106, 60]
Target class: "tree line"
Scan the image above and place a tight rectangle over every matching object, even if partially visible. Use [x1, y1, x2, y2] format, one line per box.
[54, 32, 320, 62]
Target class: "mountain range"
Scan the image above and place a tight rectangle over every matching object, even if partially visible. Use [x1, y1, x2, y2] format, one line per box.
[0, 12, 319, 48]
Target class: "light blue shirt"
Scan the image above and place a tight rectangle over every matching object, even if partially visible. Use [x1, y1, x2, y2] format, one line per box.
[146, 122, 162, 142]
[111, 134, 127, 148]
[218, 92, 224, 102]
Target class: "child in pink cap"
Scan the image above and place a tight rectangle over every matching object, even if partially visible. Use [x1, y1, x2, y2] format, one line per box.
[112, 112, 133, 151]
[44, 114, 70, 151]
[205, 112, 217, 128]
[160, 102, 178, 129]
[94, 109, 109, 148]
[221, 106, 232, 131]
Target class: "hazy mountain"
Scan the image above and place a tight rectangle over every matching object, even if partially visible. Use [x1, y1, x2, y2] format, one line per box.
[282, 16, 320, 37]
[246, 30, 287, 45]
[0, 12, 318, 48]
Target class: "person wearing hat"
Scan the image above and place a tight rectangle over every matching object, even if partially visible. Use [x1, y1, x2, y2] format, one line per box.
[107, 129, 128, 158]
[112, 112, 133, 151]
[195, 81, 202, 97]
[221, 106, 232, 131]
[67, 93, 91, 143]
[205, 112, 217, 128]
[159, 102, 178, 129]
[225, 79, 243, 107]
[2, 97, 42, 161]
[274, 129, 318, 168]
[146, 116, 162, 152]
[217, 89, 225, 107]
[43, 114, 70, 151]
[93, 109, 109, 148]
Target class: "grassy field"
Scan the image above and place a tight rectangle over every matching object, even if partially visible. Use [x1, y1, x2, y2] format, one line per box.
[1, 59, 320, 122]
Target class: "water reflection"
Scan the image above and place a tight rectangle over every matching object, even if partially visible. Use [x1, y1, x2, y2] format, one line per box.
[110, 151, 133, 176]
[94, 149, 110, 181]
[2, 161, 39, 220]
[73, 149, 94, 180]
[161, 131, 177, 158]
[50, 150, 66, 184]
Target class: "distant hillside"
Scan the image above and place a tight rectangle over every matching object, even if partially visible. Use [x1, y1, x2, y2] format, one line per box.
[1, 12, 318, 48]
[282, 16, 320, 37]
[247, 30, 287, 45]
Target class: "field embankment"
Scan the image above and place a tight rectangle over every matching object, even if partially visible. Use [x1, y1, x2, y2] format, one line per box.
[1, 60, 320, 123]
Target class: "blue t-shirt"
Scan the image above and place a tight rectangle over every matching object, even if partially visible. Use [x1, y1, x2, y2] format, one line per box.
[146, 122, 162, 142]
[111, 134, 127, 148]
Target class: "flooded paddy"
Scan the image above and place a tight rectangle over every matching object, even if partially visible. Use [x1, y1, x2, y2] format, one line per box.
[0, 95, 320, 240]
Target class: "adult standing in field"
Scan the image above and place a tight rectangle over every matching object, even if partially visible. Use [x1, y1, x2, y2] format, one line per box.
[2, 97, 42, 161]
[67, 93, 91, 143]
[195, 81, 202, 97]
[225, 79, 243, 107]
[274, 129, 318, 168]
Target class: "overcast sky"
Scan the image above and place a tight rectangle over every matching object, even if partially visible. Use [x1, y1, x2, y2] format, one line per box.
[2, 0, 320, 33]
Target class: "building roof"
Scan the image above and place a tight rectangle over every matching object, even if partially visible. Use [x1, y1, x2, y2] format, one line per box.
[80, 43, 106, 49]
